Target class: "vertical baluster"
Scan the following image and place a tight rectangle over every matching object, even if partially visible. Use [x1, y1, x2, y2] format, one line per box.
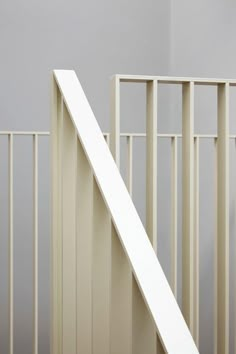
[126, 135, 133, 197]
[235, 138, 236, 354]
[216, 82, 229, 354]
[110, 224, 132, 354]
[110, 75, 120, 167]
[193, 136, 200, 346]
[110, 76, 134, 354]
[76, 139, 93, 354]
[171, 136, 178, 298]
[214, 136, 218, 354]
[51, 78, 63, 354]
[146, 79, 157, 251]
[62, 104, 77, 354]
[33, 134, 38, 354]
[8, 133, 13, 354]
[132, 277, 164, 354]
[132, 79, 161, 354]
[92, 180, 111, 354]
[182, 81, 194, 334]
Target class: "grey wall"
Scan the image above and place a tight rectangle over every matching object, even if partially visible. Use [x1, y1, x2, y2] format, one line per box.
[170, 0, 236, 79]
[0, 1, 171, 353]
[0, 0, 171, 132]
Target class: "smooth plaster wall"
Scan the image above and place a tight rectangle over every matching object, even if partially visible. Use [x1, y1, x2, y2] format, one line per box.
[0, 1, 171, 353]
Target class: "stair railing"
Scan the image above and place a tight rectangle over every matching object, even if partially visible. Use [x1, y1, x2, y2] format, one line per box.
[51, 70, 198, 354]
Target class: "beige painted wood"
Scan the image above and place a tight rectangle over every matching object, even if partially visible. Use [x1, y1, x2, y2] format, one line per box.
[62, 104, 77, 354]
[76, 138, 93, 354]
[117, 74, 236, 85]
[132, 277, 165, 354]
[214, 137, 218, 354]
[145, 79, 159, 353]
[110, 77, 133, 354]
[119, 132, 236, 139]
[8, 133, 13, 354]
[0, 131, 49, 135]
[92, 180, 111, 354]
[110, 75, 120, 167]
[171, 136, 178, 298]
[110, 223, 132, 354]
[51, 80, 63, 354]
[33, 134, 38, 354]
[126, 135, 133, 196]
[56, 94, 63, 354]
[146, 80, 157, 250]
[193, 136, 199, 346]
[235, 139, 236, 354]
[156, 334, 165, 354]
[216, 83, 229, 354]
[182, 81, 194, 334]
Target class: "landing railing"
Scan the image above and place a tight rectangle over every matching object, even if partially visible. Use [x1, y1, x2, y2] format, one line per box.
[0, 131, 49, 354]
[51, 70, 198, 353]
[110, 75, 236, 354]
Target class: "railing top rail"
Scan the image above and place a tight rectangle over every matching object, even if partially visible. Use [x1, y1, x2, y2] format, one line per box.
[108, 132, 236, 139]
[1, 131, 236, 139]
[53, 69, 198, 353]
[0, 131, 50, 135]
[113, 74, 236, 85]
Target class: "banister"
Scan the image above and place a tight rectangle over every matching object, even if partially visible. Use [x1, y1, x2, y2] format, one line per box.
[52, 69, 198, 353]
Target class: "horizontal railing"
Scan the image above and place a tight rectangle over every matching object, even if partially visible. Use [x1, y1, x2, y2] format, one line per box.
[51, 70, 198, 354]
[115, 74, 236, 85]
[0, 131, 50, 135]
